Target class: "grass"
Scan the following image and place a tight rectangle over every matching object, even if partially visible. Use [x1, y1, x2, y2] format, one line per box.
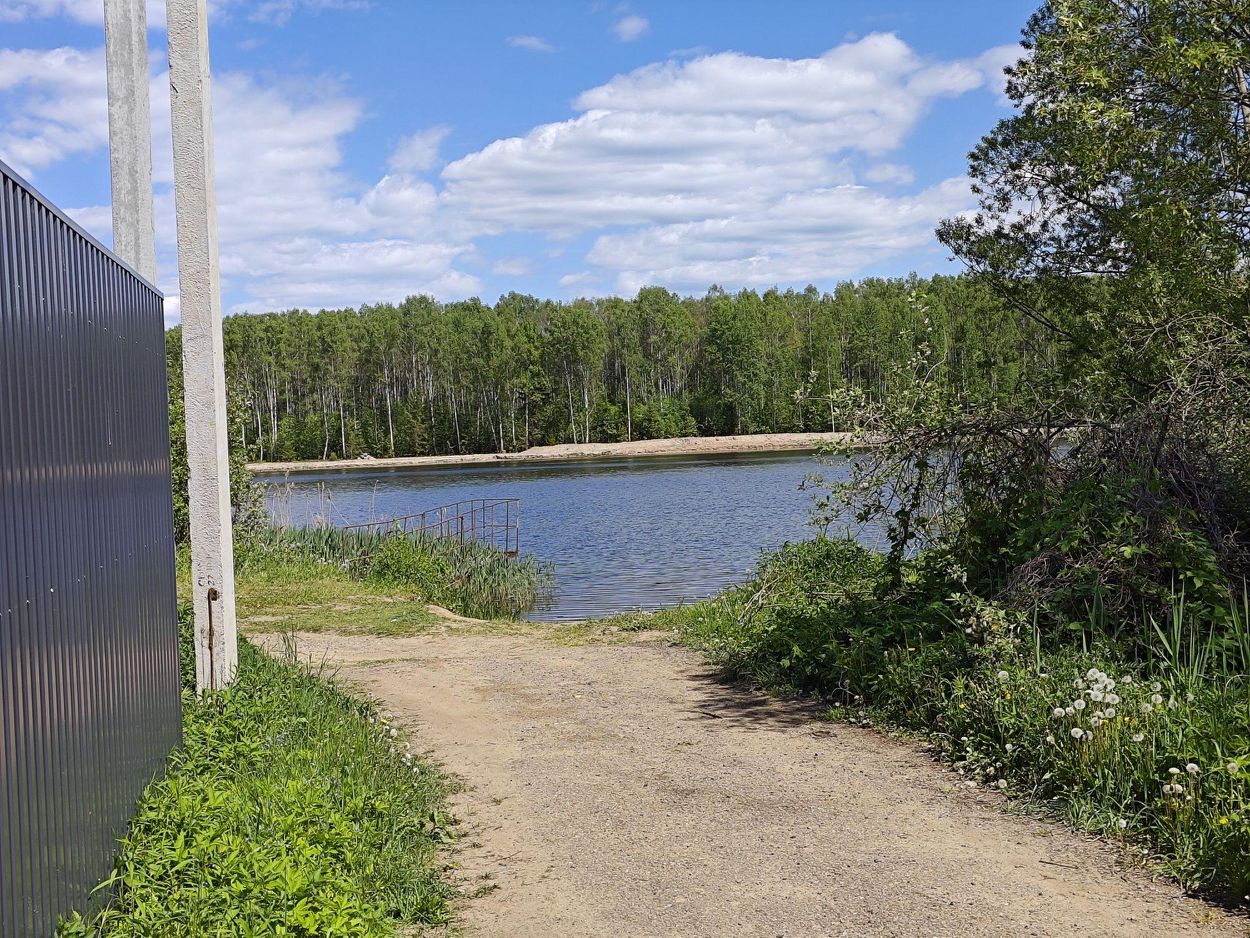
[59, 616, 455, 936]
[629, 538, 1250, 903]
[251, 525, 553, 621]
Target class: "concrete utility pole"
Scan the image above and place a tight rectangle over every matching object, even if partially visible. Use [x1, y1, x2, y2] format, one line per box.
[166, 0, 237, 691]
[103, 0, 157, 282]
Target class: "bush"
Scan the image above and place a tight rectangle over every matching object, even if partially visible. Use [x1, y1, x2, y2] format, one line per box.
[367, 536, 454, 602]
[59, 639, 453, 936]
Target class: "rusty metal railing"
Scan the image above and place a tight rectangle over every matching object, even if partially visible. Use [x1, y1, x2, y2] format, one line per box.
[343, 497, 521, 555]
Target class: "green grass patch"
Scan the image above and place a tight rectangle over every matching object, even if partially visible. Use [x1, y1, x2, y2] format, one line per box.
[59, 625, 455, 936]
[669, 538, 1250, 902]
[248, 526, 553, 621]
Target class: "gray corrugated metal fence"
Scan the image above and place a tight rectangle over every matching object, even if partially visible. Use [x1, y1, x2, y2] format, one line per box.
[0, 159, 182, 936]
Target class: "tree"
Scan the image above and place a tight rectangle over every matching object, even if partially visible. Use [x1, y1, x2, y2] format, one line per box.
[844, 0, 1250, 627]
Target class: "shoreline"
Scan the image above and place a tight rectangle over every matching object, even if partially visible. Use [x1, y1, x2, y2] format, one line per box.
[248, 431, 853, 475]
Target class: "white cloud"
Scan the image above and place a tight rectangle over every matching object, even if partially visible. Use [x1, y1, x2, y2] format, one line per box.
[612, 14, 648, 42]
[0, 46, 108, 174]
[586, 177, 974, 293]
[388, 126, 449, 173]
[507, 35, 555, 53]
[863, 162, 914, 185]
[2, 27, 1014, 314]
[492, 257, 532, 277]
[248, 0, 369, 26]
[976, 43, 1024, 102]
[440, 34, 986, 236]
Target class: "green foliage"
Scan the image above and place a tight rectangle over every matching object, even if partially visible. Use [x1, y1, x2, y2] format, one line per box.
[675, 540, 1250, 900]
[216, 277, 1049, 461]
[58, 639, 453, 936]
[246, 526, 553, 621]
[366, 535, 454, 601]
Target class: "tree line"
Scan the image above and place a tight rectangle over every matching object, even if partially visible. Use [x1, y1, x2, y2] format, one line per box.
[167, 275, 1057, 462]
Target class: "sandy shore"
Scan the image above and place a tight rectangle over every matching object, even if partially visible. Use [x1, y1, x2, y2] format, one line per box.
[247, 431, 853, 475]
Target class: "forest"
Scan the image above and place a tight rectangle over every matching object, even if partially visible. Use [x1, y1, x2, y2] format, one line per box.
[183, 275, 1054, 462]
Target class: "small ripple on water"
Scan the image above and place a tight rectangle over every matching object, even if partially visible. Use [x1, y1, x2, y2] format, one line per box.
[261, 451, 873, 620]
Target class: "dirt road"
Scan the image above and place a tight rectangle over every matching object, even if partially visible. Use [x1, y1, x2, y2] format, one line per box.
[268, 631, 1246, 938]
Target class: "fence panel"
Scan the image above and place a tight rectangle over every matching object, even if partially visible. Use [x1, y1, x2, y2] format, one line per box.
[0, 159, 181, 935]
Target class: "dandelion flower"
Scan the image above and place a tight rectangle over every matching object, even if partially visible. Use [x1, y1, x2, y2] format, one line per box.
[997, 670, 1010, 681]
[997, 779, 1007, 789]
[1052, 707, 1066, 719]
[1185, 763, 1199, 776]
[1168, 767, 1181, 776]
[1045, 734, 1056, 745]
[1105, 707, 1117, 719]
[1150, 693, 1163, 705]
[1228, 762, 1240, 775]
[1117, 818, 1128, 830]
[1073, 699, 1086, 711]
[1065, 706, 1076, 717]
[1090, 690, 1104, 702]
[1070, 727, 1084, 740]
[1005, 743, 1014, 753]
[1140, 703, 1154, 714]
[390, 727, 398, 738]
[1086, 668, 1100, 681]
[1131, 733, 1145, 743]
[1150, 682, 1162, 693]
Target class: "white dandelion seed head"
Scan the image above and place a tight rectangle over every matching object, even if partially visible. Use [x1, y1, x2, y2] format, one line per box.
[1005, 743, 1014, 752]
[1065, 706, 1076, 717]
[1073, 699, 1086, 711]
[1045, 734, 1056, 745]
[1151, 693, 1163, 705]
[1117, 818, 1128, 830]
[1052, 707, 1066, 719]
[1132, 733, 1145, 743]
[997, 779, 1008, 789]
[1168, 767, 1181, 775]
[1105, 708, 1116, 719]
[1185, 763, 1199, 775]
[1089, 690, 1104, 702]
[997, 670, 1010, 681]
[1070, 727, 1084, 739]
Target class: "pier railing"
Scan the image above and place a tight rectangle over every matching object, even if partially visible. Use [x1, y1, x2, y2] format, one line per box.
[343, 497, 521, 555]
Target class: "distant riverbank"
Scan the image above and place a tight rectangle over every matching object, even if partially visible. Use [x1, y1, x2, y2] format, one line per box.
[248, 431, 854, 475]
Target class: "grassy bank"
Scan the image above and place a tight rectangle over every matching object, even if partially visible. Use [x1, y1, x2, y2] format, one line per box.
[60, 616, 454, 936]
[248, 526, 552, 621]
[664, 538, 1250, 901]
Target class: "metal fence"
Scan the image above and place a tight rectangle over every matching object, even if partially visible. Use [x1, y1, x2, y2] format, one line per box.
[0, 159, 182, 935]
[343, 497, 522, 555]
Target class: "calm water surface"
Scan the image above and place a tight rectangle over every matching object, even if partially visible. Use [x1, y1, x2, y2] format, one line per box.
[259, 451, 862, 620]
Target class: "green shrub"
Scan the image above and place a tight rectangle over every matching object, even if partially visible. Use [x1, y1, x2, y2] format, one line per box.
[367, 536, 454, 602]
[59, 639, 453, 936]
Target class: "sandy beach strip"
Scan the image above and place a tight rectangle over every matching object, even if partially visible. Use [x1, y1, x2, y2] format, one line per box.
[247, 431, 855, 474]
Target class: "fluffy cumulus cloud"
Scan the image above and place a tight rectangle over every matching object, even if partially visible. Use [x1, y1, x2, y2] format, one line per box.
[0, 24, 1022, 313]
[440, 34, 1019, 291]
[0, 46, 108, 173]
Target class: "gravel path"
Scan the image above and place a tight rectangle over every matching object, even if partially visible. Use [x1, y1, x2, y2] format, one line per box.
[266, 631, 1247, 938]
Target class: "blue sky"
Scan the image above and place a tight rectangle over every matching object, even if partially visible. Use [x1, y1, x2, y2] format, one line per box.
[0, 0, 1037, 321]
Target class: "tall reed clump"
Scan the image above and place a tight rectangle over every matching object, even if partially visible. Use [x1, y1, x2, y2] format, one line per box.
[58, 619, 454, 936]
[676, 538, 1250, 901]
[245, 525, 553, 620]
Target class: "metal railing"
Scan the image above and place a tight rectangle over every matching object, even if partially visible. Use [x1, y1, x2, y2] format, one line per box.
[343, 498, 521, 555]
[0, 159, 180, 934]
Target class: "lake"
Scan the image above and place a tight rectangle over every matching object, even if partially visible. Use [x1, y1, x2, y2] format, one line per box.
[258, 450, 863, 621]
